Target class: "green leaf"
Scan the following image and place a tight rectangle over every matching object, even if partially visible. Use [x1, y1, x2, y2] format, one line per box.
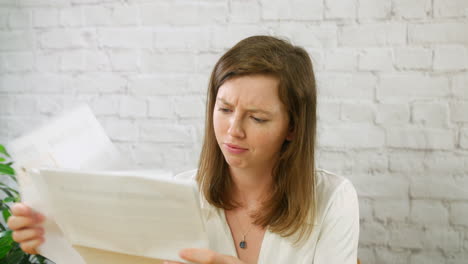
[2, 197, 15, 203]
[0, 158, 5, 162]
[2, 209, 11, 223]
[0, 164, 15, 176]
[5, 248, 26, 264]
[0, 231, 14, 259]
[0, 145, 10, 158]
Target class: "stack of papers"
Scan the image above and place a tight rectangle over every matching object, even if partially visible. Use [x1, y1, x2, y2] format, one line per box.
[7, 105, 208, 264]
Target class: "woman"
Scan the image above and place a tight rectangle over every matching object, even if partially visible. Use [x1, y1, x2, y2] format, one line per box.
[8, 36, 359, 264]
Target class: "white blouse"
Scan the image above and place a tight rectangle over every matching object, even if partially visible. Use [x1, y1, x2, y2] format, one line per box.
[175, 169, 360, 264]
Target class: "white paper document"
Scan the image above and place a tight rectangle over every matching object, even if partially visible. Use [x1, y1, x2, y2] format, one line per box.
[6, 104, 208, 263]
[33, 168, 208, 263]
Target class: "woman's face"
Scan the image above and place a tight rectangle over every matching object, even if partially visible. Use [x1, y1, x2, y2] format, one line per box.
[213, 74, 292, 170]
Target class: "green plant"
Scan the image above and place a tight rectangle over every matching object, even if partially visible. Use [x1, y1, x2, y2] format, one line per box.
[0, 144, 50, 264]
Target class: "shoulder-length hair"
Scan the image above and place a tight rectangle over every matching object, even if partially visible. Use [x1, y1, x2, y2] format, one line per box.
[196, 35, 317, 243]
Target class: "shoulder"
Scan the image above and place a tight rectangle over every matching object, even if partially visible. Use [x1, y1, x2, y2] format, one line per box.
[313, 169, 359, 225]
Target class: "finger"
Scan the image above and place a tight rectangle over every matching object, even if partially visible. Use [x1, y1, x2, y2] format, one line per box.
[12, 227, 44, 243]
[180, 248, 240, 264]
[11, 203, 33, 217]
[19, 238, 44, 255]
[7, 216, 38, 230]
[11, 203, 44, 222]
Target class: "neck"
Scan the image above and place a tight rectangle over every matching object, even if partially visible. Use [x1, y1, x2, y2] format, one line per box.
[228, 165, 274, 211]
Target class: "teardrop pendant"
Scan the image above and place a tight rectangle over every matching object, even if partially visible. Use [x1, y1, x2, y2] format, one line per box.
[239, 240, 247, 249]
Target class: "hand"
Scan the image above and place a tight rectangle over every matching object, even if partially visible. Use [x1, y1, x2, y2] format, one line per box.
[6, 203, 45, 254]
[163, 248, 246, 264]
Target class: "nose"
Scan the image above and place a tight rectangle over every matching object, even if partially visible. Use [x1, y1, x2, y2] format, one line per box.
[227, 114, 245, 138]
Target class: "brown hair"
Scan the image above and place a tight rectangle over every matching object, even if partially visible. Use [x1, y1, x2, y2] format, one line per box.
[196, 35, 317, 243]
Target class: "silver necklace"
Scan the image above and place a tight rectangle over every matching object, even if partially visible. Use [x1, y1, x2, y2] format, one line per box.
[233, 211, 255, 249]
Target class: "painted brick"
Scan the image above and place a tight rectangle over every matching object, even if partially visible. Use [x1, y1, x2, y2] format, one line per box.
[389, 151, 425, 173]
[173, 96, 205, 119]
[450, 101, 468, 122]
[8, 9, 31, 29]
[394, 47, 432, 70]
[393, 0, 431, 19]
[410, 252, 445, 264]
[98, 29, 152, 49]
[358, 198, 373, 221]
[211, 25, 269, 50]
[84, 50, 111, 72]
[358, 0, 391, 19]
[36, 95, 64, 114]
[410, 200, 449, 225]
[1, 52, 35, 72]
[324, 48, 357, 71]
[84, 5, 138, 26]
[351, 173, 408, 198]
[0, 30, 33, 51]
[147, 97, 174, 119]
[33, 8, 59, 28]
[119, 96, 147, 118]
[66, 73, 126, 94]
[39, 29, 97, 49]
[386, 128, 454, 149]
[140, 2, 227, 26]
[375, 248, 410, 263]
[461, 128, 468, 149]
[453, 74, 468, 99]
[358, 48, 394, 71]
[108, 49, 139, 72]
[230, 0, 261, 23]
[25, 73, 64, 93]
[434, 0, 468, 17]
[450, 202, 468, 226]
[389, 225, 424, 249]
[340, 23, 406, 46]
[139, 123, 193, 143]
[352, 151, 388, 173]
[59, 7, 83, 27]
[409, 23, 468, 44]
[317, 101, 341, 125]
[433, 45, 468, 71]
[360, 222, 387, 245]
[102, 118, 138, 142]
[129, 75, 187, 96]
[154, 27, 210, 51]
[88, 95, 120, 116]
[374, 199, 410, 223]
[60, 50, 85, 71]
[274, 24, 338, 49]
[378, 74, 449, 100]
[423, 228, 461, 253]
[317, 73, 375, 100]
[325, 0, 356, 19]
[376, 103, 410, 125]
[340, 102, 375, 123]
[140, 52, 197, 73]
[412, 102, 449, 127]
[318, 125, 385, 148]
[0, 95, 14, 114]
[260, 0, 323, 20]
[13, 95, 37, 115]
[410, 175, 468, 200]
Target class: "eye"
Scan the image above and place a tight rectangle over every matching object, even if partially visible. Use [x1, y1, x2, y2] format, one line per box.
[218, 107, 232, 113]
[251, 116, 267, 123]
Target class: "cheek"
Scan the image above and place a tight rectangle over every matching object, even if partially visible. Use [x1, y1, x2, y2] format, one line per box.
[213, 111, 226, 138]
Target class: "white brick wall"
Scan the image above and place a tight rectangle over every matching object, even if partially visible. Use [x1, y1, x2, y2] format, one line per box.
[1, 0, 467, 263]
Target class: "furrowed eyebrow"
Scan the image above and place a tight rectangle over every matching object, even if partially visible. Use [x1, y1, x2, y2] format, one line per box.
[216, 97, 272, 115]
